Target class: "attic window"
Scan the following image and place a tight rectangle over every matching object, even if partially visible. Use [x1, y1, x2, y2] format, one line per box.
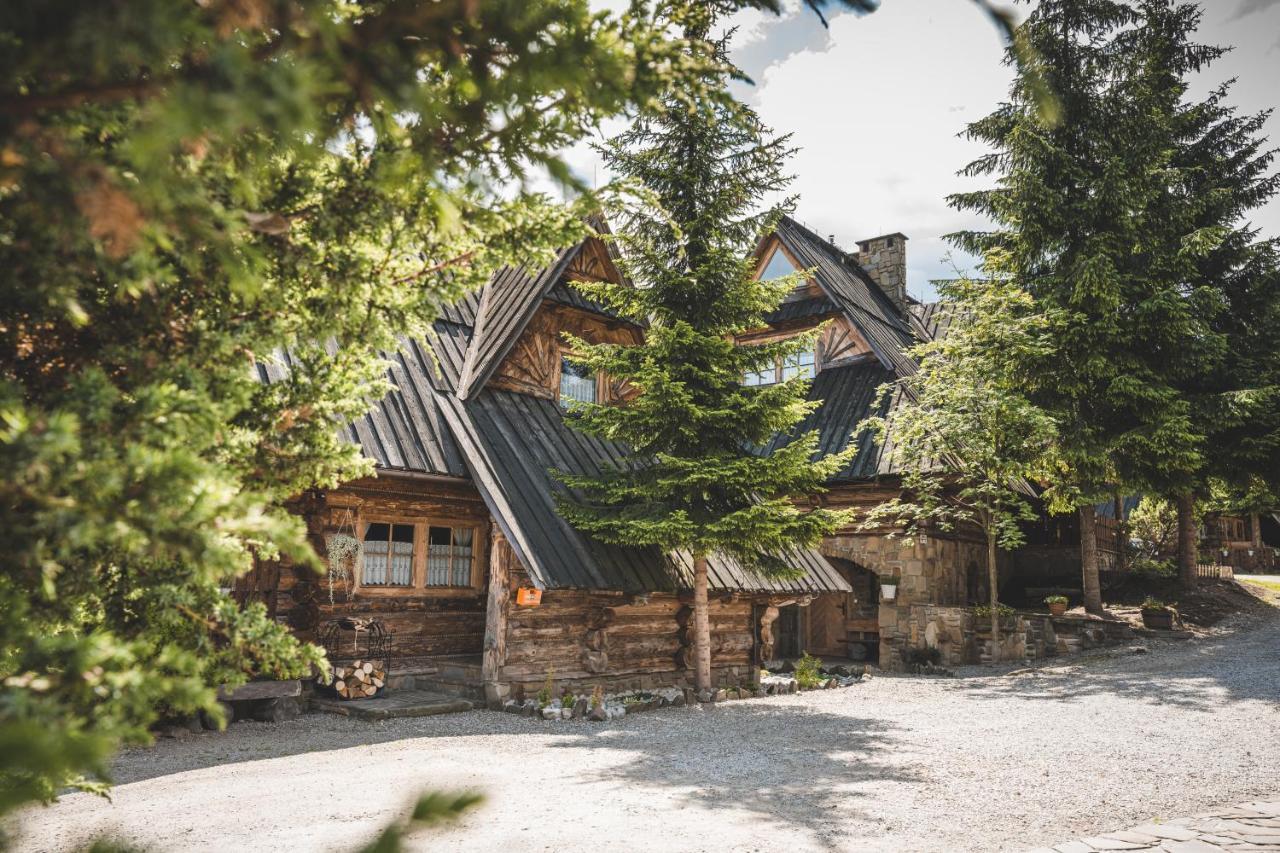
[759, 248, 798, 282]
[743, 341, 817, 386]
[559, 356, 597, 406]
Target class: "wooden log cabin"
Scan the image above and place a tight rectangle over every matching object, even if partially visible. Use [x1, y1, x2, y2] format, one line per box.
[244, 225, 853, 706]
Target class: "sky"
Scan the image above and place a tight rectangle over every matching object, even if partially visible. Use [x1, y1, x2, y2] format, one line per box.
[573, 0, 1280, 302]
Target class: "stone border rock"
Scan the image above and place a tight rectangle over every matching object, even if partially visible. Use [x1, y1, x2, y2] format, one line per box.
[501, 670, 866, 723]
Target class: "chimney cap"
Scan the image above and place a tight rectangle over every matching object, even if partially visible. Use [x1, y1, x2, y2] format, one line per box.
[856, 232, 909, 249]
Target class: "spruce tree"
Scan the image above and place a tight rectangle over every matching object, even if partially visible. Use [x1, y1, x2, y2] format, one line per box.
[556, 10, 852, 694]
[949, 0, 1207, 612]
[1122, 0, 1280, 583]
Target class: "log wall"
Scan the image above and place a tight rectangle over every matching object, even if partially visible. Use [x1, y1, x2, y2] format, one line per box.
[245, 475, 492, 661]
[491, 559, 759, 702]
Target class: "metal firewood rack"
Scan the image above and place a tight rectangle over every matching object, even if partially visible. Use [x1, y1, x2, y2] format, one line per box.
[318, 618, 394, 677]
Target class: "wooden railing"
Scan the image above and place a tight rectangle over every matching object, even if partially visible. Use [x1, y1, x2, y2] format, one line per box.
[1196, 563, 1234, 580]
[1096, 515, 1120, 555]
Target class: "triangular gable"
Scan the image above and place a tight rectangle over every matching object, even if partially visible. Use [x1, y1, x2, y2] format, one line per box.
[762, 216, 921, 378]
[456, 230, 628, 401]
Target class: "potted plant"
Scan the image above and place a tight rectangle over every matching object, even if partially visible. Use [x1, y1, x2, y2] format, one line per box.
[1140, 597, 1176, 630]
[1044, 595, 1069, 617]
[878, 577, 899, 602]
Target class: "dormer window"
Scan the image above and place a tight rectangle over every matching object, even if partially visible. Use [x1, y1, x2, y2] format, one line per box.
[782, 348, 816, 381]
[559, 356, 597, 406]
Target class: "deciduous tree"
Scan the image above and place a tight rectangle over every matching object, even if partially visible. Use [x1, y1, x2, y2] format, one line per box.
[860, 276, 1057, 659]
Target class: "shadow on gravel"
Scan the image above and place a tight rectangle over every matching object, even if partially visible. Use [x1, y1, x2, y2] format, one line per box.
[107, 697, 911, 847]
[542, 700, 913, 847]
[959, 613, 1280, 710]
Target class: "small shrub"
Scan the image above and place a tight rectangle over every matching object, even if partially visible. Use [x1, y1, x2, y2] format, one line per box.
[793, 651, 824, 690]
[1141, 596, 1172, 612]
[1130, 557, 1176, 579]
[590, 684, 603, 710]
[1043, 595, 1068, 605]
[536, 667, 555, 709]
[971, 603, 1016, 619]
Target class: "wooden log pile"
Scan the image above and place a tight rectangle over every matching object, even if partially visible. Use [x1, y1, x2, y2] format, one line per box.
[331, 660, 386, 700]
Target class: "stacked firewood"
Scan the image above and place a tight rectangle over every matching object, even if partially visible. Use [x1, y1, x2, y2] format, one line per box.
[331, 660, 385, 700]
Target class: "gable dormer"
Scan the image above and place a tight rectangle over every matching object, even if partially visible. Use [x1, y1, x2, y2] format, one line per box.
[478, 234, 641, 404]
[741, 231, 877, 380]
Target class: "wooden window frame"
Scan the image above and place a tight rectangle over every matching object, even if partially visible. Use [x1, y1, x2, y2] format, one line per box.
[742, 336, 819, 387]
[351, 515, 485, 597]
[555, 346, 608, 407]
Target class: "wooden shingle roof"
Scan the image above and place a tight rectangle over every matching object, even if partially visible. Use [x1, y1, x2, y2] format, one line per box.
[303, 227, 847, 595]
[436, 386, 849, 593]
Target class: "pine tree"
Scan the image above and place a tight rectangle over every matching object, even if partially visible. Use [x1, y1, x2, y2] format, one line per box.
[555, 10, 852, 695]
[949, 0, 1209, 612]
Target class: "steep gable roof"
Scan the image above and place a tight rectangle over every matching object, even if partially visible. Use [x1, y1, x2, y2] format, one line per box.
[304, 226, 849, 595]
[456, 226, 629, 401]
[455, 247, 579, 401]
[769, 216, 921, 376]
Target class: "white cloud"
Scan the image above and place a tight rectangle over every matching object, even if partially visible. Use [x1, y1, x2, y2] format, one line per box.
[749, 2, 1016, 298]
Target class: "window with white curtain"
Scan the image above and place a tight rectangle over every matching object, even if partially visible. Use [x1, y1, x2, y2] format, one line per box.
[428, 525, 475, 587]
[362, 522, 414, 586]
[559, 356, 597, 406]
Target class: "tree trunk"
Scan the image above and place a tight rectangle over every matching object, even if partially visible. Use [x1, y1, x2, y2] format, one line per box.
[1113, 493, 1127, 574]
[987, 523, 1000, 664]
[481, 525, 512, 709]
[692, 553, 712, 695]
[1080, 505, 1103, 615]
[1177, 493, 1198, 589]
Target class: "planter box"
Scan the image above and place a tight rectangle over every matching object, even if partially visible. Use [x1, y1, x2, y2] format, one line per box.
[1047, 602, 1068, 617]
[1141, 609, 1175, 630]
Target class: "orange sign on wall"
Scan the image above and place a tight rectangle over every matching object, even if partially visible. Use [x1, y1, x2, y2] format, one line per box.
[515, 587, 543, 606]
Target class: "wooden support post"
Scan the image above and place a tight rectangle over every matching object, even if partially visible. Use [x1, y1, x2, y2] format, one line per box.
[758, 605, 780, 664]
[482, 524, 513, 709]
[692, 553, 711, 696]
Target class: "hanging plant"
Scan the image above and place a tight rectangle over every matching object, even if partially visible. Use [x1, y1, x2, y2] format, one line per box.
[326, 509, 361, 605]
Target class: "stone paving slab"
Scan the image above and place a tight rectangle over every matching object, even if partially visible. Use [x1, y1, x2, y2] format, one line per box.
[310, 688, 473, 720]
[1032, 797, 1280, 853]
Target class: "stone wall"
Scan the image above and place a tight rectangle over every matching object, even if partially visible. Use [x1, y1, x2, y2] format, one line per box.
[895, 603, 1133, 668]
[822, 532, 988, 607]
[822, 530, 992, 668]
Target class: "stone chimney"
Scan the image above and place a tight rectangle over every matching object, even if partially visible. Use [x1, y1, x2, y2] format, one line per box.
[855, 233, 908, 314]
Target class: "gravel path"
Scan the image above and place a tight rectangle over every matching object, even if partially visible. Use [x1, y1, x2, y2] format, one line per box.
[12, 612, 1280, 853]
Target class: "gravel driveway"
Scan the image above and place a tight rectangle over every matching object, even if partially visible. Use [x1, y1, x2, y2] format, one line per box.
[13, 612, 1280, 853]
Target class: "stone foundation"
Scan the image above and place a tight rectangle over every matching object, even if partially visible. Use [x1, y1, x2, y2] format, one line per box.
[886, 604, 1133, 668]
